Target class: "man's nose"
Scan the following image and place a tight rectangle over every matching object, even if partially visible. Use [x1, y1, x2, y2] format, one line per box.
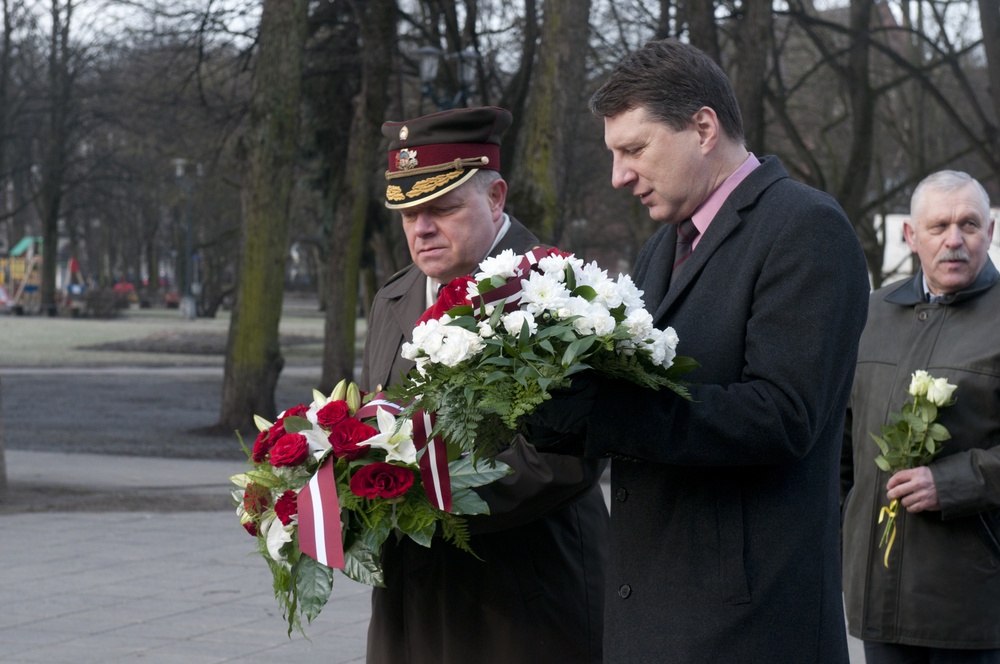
[413, 213, 437, 234]
[610, 159, 635, 189]
[943, 224, 964, 246]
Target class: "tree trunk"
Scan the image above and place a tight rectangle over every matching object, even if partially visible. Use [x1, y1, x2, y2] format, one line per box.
[979, 0, 1000, 148]
[219, 0, 309, 434]
[836, 0, 880, 283]
[319, 0, 395, 391]
[40, 0, 73, 317]
[683, 0, 720, 61]
[507, 0, 591, 243]
[732, 0, 772, 152]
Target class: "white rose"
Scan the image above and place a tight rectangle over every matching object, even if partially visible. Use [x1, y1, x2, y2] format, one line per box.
[926, 376, 957, 407]
[908, 370, 933, 397]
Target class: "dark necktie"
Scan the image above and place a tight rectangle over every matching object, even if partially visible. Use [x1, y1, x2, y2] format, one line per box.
[672, 218, 699, 283]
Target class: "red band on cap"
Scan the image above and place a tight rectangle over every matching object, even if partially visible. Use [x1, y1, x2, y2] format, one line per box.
[388, 143, 501, 174]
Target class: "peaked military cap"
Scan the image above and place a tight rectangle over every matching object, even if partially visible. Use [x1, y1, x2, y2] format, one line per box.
[382, 106, 512, 209]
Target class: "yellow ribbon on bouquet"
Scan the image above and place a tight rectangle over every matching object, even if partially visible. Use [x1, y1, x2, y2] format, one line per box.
[877, 498, 900, 568]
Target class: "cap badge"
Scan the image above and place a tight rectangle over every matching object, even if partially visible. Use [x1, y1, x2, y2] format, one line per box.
[396, 148, 418, 171]
[399, 126, 409, 141]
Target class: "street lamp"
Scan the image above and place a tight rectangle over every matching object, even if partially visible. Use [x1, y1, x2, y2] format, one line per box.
[418, 45, 480, 111]
[172, 158, 196, 320]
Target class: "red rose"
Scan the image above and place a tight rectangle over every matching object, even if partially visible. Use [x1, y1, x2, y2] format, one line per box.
[242, 521, 259, 537]
[274, 490, 298, 525]
[243, 482, 271, 516]
[267, 421, 287, 445]
[350, 462, 414, 499]
[250, 429, 273, 463]
[317, 400, 350, 429]
[417, 275, 475, 324]
[269, 433, 310, 467]
[280, 404, 309, 419]
[329, 418, 377, 461]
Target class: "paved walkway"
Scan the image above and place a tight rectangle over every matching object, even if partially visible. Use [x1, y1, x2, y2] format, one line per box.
[0, 451, 371, 664]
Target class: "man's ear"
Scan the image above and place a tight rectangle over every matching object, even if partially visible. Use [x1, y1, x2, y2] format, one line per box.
[691, 107, 720, 153]
[903, 219, 918, 253]
[488, 178, 508, 217]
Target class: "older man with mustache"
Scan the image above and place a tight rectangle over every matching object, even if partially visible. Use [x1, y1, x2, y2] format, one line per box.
[842, 170, 1000, 663]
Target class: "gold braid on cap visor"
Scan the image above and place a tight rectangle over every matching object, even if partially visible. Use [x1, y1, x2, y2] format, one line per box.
[384, 155, 491, 181]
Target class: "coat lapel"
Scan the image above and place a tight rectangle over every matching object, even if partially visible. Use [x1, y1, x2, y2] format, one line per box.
[650, 156, 787, 326]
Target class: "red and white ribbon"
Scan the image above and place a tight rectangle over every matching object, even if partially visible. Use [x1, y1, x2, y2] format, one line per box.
[354, 394, 403, 420]
[297, 456, 345, 569]
[469, 247, 549, 315]
[412, 408, 452, 512]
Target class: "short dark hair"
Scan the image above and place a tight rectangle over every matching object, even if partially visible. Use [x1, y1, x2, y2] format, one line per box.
[589, 39, 745, 144]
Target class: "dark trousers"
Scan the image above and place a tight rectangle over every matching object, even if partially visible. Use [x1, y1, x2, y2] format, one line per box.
[865, 642, 1000, 664]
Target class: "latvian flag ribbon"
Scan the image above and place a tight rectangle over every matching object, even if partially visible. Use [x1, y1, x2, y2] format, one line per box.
[358, 394, 453, 513]
[412, 408, 452, 512]
[469, 246, 550, 315]
[297, 456, 345, 569]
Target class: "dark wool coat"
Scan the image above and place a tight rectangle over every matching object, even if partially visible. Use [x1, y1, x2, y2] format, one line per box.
[361, 217, 609, 664]
[841, 261, 1000, 648]
[580, 156, 870, 662]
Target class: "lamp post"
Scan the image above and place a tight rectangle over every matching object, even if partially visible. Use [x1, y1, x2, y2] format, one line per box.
[172, 158, 196, 320]
[418, 45, 479, 111]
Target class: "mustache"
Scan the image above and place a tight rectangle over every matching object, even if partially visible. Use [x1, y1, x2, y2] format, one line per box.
[937, 249, 970, 263]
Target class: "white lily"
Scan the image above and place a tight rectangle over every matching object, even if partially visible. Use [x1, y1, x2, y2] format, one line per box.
[359, 406, 417, 465]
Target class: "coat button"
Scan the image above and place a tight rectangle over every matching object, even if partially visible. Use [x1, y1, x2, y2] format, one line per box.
[918, 311, 929, 321]
[615, 487, 628, 502]
[618, 584, 631, 599]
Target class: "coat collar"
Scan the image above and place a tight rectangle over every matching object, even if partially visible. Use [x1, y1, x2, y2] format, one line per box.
[883, 258, 999, 307]
[651, 156, 787, 323]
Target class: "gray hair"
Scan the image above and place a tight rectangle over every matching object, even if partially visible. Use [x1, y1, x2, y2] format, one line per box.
[911, 170, 991, 220]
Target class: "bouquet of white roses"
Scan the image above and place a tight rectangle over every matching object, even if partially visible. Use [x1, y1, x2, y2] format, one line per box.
[870, 370, 957, 567]
[230, 380, 510, 634]
[389, 246, 697, 462]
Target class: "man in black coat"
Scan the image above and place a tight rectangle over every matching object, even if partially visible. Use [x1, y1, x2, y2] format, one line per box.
[532, 39, 870, 662]
[362, 106, 608, 664]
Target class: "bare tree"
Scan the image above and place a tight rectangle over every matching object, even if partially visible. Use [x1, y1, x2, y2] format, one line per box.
[319, 0, 397, 389]
[507, 0, 592, 242]
[219, 0, 309, 432]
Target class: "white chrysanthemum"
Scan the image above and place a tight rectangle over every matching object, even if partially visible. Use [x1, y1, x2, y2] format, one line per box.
[661, 325, 680, 349]
[645, 327, 679, 368]
[502, 310, 538, 335]
[478, 320, 495, 338]
[537, 254, 570, 280]
[570, 301, 615, 336]
[520, 272, 571, 316]
[430, 326, 485, 366]
[475, 249, 521, 280]
[615, 273, 646, 312]
[624, 309, 654, 339]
